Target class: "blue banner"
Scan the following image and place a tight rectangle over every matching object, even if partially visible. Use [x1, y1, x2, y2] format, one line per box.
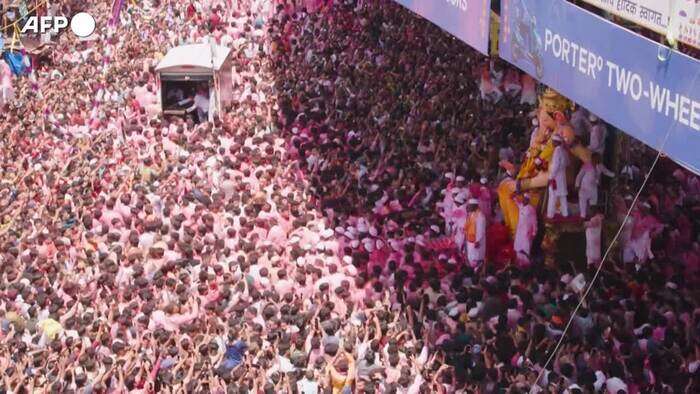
[500, 0, 700, 175]
[394, 0, 492, 55]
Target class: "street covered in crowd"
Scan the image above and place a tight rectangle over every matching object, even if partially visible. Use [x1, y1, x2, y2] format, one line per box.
[0, 0, 698, 393]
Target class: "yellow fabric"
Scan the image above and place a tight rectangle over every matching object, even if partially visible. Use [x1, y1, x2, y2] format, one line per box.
[518, 139, 554, 180]
[497, 180, 519, 234]
[498, 180, 544, 235]
[6, 311, 25, 330]
[490, 11, 500, 56]
[331, 374, 348, 394]
[496, 132, 555, 235]
[38, 319, 62, 340]
[465, 212, 478, 242]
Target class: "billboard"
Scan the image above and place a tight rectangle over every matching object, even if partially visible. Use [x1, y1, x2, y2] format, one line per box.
[500, 0, 700, 175]
[393, 0, 492, 55]
[580, 0, 700, 50]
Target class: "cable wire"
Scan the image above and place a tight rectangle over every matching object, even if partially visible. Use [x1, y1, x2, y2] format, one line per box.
[528, 63, 699, 390]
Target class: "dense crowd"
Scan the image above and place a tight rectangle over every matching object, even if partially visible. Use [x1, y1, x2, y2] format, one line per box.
[0, 0, 698, 393]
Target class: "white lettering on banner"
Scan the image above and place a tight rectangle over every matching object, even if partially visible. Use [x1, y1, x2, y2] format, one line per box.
[649, 82, 666, 113]
[606, 62, 643, 101]
[679, 96, 691, 126]
[533, 8, 700, 135]
[666, 92, 679, 120]
[445, 0, 468, 12]
[692, 100, 700, 131]
[545, 29, 604, 79]
[601, 62, 700, 132]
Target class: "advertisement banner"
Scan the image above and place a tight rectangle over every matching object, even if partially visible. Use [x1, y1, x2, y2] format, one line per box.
[671, 0, 700, 49]
[500, 0, 700, 175]
[580, 0, 700, 50]
[393, 0, 492, 55]
[580, 0, 670, 35]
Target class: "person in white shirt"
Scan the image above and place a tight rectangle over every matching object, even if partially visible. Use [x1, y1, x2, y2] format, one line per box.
[296, 370, 319, 393]
[547, 134, 570, 219]
[588, 114, 607, 155]
[575, 153, 615, 218]
[569, 106, 591, 137]
[188, 85, 211, 123]
[605, 376, 628, 393]
[514, 194, 537, 267]
[585, 206, 605, 266]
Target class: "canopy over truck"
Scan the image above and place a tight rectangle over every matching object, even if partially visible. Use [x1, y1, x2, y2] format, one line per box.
[155, 42, 233, 120]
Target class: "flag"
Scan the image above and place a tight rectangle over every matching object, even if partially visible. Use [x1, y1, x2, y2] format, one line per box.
[110, 0, 125, 26]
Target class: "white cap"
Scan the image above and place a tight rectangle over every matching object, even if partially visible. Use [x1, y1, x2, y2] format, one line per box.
[456, 176, 465, 182]
[468, 198, 479, 205]
[480, 177, 488, 184]
[357, 221, 369, 233]
[320, 228, 334, 239]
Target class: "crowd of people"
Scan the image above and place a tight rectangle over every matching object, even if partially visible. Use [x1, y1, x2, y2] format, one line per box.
[0, 0, 698, 393]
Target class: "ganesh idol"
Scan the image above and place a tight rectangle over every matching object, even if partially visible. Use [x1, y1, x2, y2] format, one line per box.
[498, 88, 592, 234]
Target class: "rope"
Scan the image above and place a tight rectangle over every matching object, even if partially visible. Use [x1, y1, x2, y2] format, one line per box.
[528, 65, 700, 392]
[528, 138, 664, 392]
[1, 0, 48, 32]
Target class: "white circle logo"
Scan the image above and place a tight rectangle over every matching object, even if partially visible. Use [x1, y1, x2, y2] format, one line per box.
[70, 12, 96, 38]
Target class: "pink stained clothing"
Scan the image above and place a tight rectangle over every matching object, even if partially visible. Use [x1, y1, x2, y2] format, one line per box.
[298, 227, 320, 249]
[149, 305, 199, 332]
[349, 286, 366, 307]
[548, 145, 570, 197]
[367, 247, 391, 274]
[585, 214, 604, 265]
[220, 179, 236, 198]
[315, 272, 348, 292]
[589, 123, 607, 154]
[576, 163, 615, 194]
[274, 278, 294, 296]
[100, 209, 124, 226]
[386, 366, 402, 384]
[629, 214, 662, 263]
[466, 210, 487, 263]
[503, 68, 522, 93]
[116, 201, 133, 220]
[479, 186, 492, 218]
[1, 63, 12, 88]
[521, 73, 537, 104]
[266, 224, 288, 245]
[479, 66, 495, 96]
[514, 203, 537, 260]
[249, 225, 269, 241]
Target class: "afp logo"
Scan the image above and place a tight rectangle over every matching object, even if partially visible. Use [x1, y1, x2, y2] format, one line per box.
[21, 12, 96, 38]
